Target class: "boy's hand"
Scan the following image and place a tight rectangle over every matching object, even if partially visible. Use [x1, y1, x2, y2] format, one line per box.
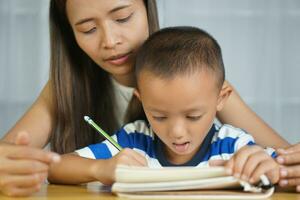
[93, 148, 147, 185]
[225, 145, 279, 184]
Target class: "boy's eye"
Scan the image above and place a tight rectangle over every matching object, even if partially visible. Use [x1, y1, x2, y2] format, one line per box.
[116, 13, 133, 23]
[152, 116, 167, 121]
[83, 27, 96, 34]
[186, 116, 202, 121]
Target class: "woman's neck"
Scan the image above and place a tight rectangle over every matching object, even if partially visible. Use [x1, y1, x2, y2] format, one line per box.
[112, 73, 135, 88]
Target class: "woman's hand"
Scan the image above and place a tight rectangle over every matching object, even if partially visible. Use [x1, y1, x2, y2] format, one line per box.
[0, 131, 60, 197]
[276, 143, 300, 192]
[225, 145, 280, 184]
[92, 148, 148, 185]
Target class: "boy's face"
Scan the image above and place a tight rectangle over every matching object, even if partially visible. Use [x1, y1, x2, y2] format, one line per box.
[136, 69, 228, 165]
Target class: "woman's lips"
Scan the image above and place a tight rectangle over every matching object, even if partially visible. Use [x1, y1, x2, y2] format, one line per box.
[105, 52, 131, 66]
[173, 142, 190, 153]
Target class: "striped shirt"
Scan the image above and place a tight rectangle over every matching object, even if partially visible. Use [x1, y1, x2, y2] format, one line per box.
[76, 120, 276, 167]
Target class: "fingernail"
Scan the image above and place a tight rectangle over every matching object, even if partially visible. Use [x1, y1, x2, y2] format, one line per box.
[276, 156, 284, 164]
[225, 168, 232, 175]
[297, 185, 300, 192]
[234, 173, 240, 178]
[280, 169, 288, 177]
[279, 180, 288, 186]
[249, 178, 255, 183]
[52, 154, 61, 163]
[277, 148, 286, 154]
[241, 175, 248, 181]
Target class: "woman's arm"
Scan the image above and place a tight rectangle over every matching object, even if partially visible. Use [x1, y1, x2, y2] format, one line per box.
[217, 81, 289, 148]
[1, 81, 53, 147]
[0, 81, 59, 197]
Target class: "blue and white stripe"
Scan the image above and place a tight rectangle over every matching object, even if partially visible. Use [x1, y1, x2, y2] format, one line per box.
[76, 120, 276, 167]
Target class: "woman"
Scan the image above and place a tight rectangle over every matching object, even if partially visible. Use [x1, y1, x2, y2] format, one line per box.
[0, 0, 291, 196]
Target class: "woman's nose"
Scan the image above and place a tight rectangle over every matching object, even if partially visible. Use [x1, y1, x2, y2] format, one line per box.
[101, 24, 121, 49]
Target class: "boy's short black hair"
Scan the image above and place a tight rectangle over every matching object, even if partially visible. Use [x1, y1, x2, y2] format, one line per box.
[135, 26, 225, 89]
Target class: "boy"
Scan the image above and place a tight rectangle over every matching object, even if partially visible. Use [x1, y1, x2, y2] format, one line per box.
[48, 26, 279, 186]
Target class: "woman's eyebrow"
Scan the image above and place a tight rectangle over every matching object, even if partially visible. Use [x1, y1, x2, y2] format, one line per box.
[75, 4, 132, 26]
[75, 18, 94, 26]
[109, 4, 131, 14]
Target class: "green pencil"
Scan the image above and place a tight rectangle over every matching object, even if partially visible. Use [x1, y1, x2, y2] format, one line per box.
[84, 116, 123, 151]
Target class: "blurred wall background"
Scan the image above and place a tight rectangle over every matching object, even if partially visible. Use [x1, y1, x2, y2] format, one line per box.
[0, 0, 299, 143]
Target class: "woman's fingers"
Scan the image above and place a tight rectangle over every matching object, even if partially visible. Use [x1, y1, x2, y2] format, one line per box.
[14, 131, 30, 146]
[1, 184, 42, 197]
[0, 144, 60, 164]
[0, 159, 49, 174]
[276, 151, 300, 165]
[279, 165, 300, 179]
[283, 143, 300, 154]
[0, 172, 47, 197]
[0, 173, 46, 188]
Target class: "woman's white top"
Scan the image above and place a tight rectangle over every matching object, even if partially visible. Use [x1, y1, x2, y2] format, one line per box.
[111, 77, 134, 125]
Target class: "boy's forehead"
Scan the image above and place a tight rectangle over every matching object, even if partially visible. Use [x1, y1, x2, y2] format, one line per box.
[137, 69, 220, 110]
[137, 68, 219, 89]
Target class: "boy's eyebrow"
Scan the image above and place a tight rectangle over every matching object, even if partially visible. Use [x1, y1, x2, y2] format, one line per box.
[75, 4, 132, 26]
[147, 107, 205, 113]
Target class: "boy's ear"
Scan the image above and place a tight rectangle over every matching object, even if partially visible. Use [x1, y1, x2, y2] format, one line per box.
[133, 89, 141, 101]
[216, 83, 233, 112]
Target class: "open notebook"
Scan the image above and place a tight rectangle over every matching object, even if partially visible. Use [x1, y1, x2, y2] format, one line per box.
[112, 165, 274, 199]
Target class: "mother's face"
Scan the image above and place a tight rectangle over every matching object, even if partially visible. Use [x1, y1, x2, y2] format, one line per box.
[66, 0, 149, 85]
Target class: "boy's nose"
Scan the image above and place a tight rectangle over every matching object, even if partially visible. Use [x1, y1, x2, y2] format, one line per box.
[169, 122, 187, 139]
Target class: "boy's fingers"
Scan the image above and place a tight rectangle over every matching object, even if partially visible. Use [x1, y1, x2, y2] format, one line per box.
[266, 169, 280, 184]
[130, 152, 147, 166]
[119, 149, 147, 167]
[209, 160, 226, 166]
[232, 146, 261, 178]
[225, 158, 234, 175]
[241, 151, 269, 181]
[250, 160, 278, 184]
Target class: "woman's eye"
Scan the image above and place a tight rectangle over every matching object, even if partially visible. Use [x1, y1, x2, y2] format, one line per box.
[83, 27, 96, 34]
[186, 116, 202, 121]
[153, 116, 167, 121]
[116, 13, 133, 23]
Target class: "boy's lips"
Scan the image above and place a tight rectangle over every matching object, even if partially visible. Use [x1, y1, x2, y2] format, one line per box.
[173, 142, 190, 153]
[104, 52, 132, 66]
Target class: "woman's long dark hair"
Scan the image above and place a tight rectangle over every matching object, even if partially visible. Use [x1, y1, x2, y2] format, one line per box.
[49, 0, 159, 153]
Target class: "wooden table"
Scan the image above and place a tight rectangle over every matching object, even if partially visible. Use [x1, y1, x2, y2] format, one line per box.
[0, 183, 300, 200]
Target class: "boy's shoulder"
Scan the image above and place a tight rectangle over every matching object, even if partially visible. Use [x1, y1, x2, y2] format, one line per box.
[213, 124, 249, 138]
[121, 120, 154, 137]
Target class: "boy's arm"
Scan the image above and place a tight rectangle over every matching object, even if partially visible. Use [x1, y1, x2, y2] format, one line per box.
[48, 149, 148, 185]
[48, 153, 112, 185]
